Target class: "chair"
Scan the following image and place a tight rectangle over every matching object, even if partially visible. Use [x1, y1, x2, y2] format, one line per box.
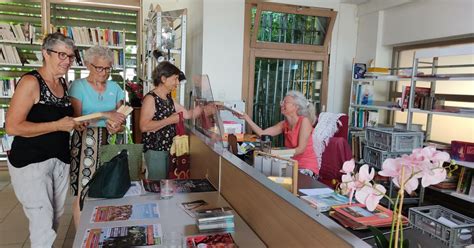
[315, 114, 352, 188]
[253, 151, 298, 195]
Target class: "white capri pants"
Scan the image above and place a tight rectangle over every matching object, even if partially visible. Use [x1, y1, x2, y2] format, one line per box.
[8, 158, 70, 248]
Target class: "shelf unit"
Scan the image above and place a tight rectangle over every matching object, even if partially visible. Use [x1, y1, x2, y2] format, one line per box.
[143, 7, 187, 105]
[0, 1, 43, 162]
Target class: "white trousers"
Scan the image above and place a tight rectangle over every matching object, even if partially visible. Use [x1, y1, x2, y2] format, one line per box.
[8, 158, 70, 248]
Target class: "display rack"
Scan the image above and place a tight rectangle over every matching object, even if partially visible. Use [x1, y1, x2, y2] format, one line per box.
[143, 6, 186, 105]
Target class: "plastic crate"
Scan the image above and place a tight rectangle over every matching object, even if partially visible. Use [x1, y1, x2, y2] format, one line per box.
[363, 146, 407, 169]
[365, 127, 424, 152]
[409, 205, 474, 248]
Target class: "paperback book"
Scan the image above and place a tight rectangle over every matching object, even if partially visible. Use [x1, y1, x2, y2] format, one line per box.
[90, 203, 159, 223]
[82, 224, 162, 248]
[300, 192, 350, 212]
[186, 233, 237, 248]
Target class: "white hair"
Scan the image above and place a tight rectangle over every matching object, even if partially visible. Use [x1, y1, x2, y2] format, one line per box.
[83, 46, 114, 65]
[286, 90, 316, 124]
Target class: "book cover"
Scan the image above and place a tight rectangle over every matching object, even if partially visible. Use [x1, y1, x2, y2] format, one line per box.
[82, 224, 162, 248]
[301, 192, 350, 212]
[353, 63, 366, 79]
[332, 203, 393, 226]
[142, 179, 216, 193]
[73, 112, 106, 122]
[91, 203, 159, 223]
[451, 140, 474, 162]
[186, 233, 236, 248]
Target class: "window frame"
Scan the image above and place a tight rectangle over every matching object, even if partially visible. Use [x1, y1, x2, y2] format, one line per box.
[242, 0, 337, 118]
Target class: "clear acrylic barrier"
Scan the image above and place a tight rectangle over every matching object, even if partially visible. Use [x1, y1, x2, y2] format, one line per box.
[191, 75, 224, 148]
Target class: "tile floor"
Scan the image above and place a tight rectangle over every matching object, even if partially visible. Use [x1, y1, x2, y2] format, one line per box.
[0, 167, 76, 248]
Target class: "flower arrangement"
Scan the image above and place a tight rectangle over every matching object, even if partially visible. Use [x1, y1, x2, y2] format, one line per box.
[338, 146, 457, 248]
[125, 79, 143, 107]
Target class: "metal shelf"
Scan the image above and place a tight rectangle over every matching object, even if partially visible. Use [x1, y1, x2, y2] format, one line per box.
[414, 73, 474, 81]
[409, 108, 474, 118]
[455, 160, 474, 169]
[350, 103, 402, 111]
[450, 192, 474, 203]
[352, 77, 409, 82]
[0, 40, 41, 46]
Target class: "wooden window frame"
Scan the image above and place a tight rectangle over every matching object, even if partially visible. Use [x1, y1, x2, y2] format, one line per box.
[242, 0, 337, 117]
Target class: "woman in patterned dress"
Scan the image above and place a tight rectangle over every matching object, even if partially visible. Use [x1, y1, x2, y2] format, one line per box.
[69, 46, 126, 227]
[140, 61, 194, 180]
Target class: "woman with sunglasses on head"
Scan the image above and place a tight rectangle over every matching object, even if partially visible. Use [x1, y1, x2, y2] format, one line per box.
[68, 46, 126, 228]
[5, 32, 84, 248]
[236, 90, 319, 179]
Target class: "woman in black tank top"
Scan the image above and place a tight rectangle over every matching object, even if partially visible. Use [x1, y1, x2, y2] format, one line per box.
[5, 33, 84, 247]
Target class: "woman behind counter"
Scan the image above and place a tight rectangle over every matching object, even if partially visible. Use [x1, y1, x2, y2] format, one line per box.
[238, 90, 319, 178]
[140, 61, 195, 180]
[69, 46, 126, 227]
[6, 32, 81, 248]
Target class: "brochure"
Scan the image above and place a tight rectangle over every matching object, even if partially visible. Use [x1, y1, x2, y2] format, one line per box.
[300, 192, 350, 212]
[186, 232, 236, 248]
[91, 203, 159, 223]
[82, 224, 162, 248]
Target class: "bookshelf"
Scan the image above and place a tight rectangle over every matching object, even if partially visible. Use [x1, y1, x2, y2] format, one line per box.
[0, 1, 43, 162]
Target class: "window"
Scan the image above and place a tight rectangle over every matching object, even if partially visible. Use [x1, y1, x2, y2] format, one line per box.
[242, 2, 336, 140]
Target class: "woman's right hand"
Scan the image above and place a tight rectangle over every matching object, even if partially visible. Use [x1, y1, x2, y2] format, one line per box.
[169, 112, 181, 124]
[108, 111, 126, 125]
[54, 117, 77, 132]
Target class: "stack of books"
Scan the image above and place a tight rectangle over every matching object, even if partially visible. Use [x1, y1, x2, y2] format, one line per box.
[329, 203, 408, 230]
[195, 207, 235, 233]
[300, 192, 350, 212]
[186, 233, 236, 248]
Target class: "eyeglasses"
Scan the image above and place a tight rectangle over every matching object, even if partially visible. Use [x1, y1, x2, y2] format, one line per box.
[280, 100, 295, 106]
[90, 63, 112, 73]
[47, 49, 75, 61]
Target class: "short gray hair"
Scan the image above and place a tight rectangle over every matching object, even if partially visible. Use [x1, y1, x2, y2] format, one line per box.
[286, 90, 316, 124]
[83, 46, 114, 65]
[42, 32, 75, 51]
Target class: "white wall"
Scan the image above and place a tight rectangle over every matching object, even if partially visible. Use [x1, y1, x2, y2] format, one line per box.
[202, 0, 245, 101]
[382, 0, 474, 46]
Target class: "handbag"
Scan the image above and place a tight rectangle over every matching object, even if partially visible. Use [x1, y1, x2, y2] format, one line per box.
[100, 129, 144, 180]
[80, 149, 131, 210]
[168, 112, 190, 179]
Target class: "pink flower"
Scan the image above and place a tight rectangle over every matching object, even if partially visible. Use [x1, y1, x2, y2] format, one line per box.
[355, 184, 386, 211]
[340, 174, 356, 204]
[355, 164, 375, 187]
[378, 158, 402, 178]
[341, 159, 355, 174]
[421, 167, 447, 187]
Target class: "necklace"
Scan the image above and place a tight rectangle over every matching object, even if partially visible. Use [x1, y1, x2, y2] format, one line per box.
[87, 77, 105, 101]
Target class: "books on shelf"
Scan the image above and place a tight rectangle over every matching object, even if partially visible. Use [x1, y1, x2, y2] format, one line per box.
[1, 78, 17, 97]
[0, 44, 21, 64]
[353, 63, 366, 79]
[451, 140, 474, 162]
[400, 86, 432, 109]
[350, 109, 378, 128]
[354, 83, 374, 105]
[300, 192, 350, 212]
[51, 26, 125, 47]
[456, 167, 474, 196]
[0, 23, 37, 43]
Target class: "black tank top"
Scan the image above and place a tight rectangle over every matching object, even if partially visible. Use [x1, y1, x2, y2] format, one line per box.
[8, 70, 74, 168]
[142, 92, 176, 152]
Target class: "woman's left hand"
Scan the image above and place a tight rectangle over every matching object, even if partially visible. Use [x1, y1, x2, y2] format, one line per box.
[108, 111, 126, 125]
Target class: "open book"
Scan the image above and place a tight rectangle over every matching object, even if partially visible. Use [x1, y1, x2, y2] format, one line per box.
[73, 105, 134, 122]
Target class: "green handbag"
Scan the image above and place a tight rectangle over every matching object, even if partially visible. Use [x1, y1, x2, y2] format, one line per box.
[100, 130, 144, 180]
[80, 149, 131, 210]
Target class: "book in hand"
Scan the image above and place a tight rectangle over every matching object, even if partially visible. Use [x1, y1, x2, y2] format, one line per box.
[186, 233, 237, 248]
[300, 192, 350, 212]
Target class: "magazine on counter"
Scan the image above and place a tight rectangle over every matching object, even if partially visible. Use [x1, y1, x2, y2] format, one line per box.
[91, 203, 159, 223]
[82, 224, 163, 248]
[186, 232, 236, 248]
[142, 179, 216, 193]
[300, 192, 350, 212]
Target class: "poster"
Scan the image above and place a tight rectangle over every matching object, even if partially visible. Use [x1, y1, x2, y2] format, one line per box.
[91, 203, 159, 223]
